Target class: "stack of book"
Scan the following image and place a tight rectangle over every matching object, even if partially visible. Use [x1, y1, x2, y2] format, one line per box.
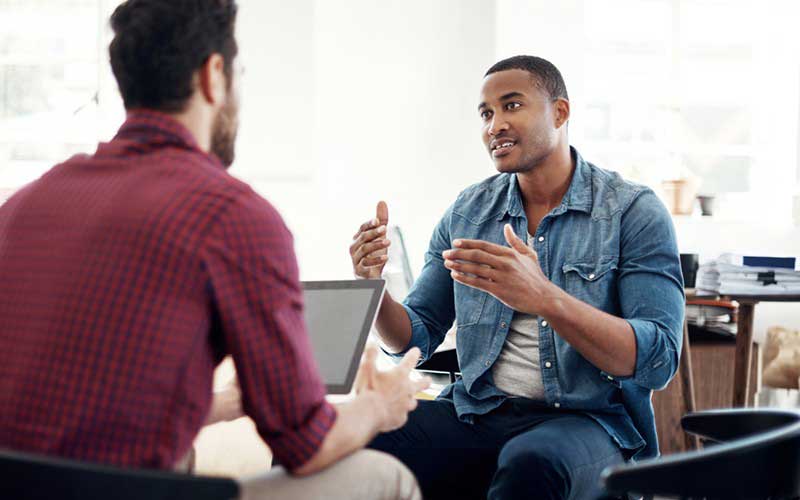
[696, 253, 800, 296]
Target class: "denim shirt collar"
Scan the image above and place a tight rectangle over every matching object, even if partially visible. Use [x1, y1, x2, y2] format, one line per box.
[498, 146, 593, 221]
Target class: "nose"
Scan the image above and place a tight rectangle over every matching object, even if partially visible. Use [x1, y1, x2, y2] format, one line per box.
[488, 113, 509, 137]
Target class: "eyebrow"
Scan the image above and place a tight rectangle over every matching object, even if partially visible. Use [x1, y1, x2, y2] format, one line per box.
[478, 91, 526, 111]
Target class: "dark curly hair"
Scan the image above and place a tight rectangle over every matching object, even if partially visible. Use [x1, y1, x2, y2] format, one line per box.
[485, 55, 569, 101]
[109, 0, 238, 112]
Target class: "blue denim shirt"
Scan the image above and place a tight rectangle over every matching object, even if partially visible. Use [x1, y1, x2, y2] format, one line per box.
[390, 147, 684, 460]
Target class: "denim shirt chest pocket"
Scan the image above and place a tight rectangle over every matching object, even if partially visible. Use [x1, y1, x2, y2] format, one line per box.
[562, 257, 619, 313]
[450, 210, 499, 327]
[454, 282, 488, 327]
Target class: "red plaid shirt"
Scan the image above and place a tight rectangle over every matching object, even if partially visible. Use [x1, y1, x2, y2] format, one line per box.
[0, 111, 336, 471]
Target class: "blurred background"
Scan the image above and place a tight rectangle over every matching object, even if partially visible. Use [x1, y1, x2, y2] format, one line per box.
[1, 0, 799, 336]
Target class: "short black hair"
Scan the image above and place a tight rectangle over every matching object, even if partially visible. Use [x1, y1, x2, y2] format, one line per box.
[109, 0, 238, 112]
[485, 55, 569, 101]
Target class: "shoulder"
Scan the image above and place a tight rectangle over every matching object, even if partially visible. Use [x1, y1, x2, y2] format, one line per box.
[584, 160, 664, 220]
[217, 183, 289, 238]
[165, 155, 291, 246]
[175, 152, 285, 225]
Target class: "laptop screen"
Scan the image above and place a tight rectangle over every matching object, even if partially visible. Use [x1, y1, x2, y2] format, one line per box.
[302, 280, 385, 393]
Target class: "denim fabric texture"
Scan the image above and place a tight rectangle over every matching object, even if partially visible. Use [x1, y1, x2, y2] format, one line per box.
[387, 147, 685, 460]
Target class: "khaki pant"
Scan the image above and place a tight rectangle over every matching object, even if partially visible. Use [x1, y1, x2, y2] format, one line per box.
[237, 450, 421, 500]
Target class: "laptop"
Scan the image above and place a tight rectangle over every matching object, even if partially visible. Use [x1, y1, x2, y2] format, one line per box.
[302, 279, 385, 394]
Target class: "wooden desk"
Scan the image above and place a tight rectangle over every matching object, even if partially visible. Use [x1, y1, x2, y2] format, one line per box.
[724, 294, 800, 407]
[653, 334, 760, 455]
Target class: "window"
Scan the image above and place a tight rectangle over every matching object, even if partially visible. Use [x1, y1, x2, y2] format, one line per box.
[0, 0, 123, 199]
[577, 0, 800, 222]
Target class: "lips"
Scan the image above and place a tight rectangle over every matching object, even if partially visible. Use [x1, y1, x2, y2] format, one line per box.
[490, 139, 517, 158]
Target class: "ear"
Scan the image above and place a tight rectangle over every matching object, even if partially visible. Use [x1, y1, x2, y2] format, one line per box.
[197, 53, 228, 107]
[553, 98, 570, 130]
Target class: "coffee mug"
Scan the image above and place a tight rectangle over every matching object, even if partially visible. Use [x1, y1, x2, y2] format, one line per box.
[680, 253, 699, 288]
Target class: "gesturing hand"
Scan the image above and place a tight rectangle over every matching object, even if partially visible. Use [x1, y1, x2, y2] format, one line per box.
[205, 378, 244, 425]
[353, 344, 431, 433]
[350, 201, 391, 279]
[442, 223, 560, 316]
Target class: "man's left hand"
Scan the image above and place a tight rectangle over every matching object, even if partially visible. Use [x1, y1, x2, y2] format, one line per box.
[205, 378, 244, 426]
[442, 223, 560, 316]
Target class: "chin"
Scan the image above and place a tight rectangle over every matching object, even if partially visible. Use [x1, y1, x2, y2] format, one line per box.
[493, 159, 531, 174]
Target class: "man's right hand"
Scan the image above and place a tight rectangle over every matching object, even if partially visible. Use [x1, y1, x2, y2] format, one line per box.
[354, 344, 430, 433]
[293, 344, 429, 476]
[350, 201, 391, 279]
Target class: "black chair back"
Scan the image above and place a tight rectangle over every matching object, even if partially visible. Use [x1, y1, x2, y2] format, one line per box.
[0, 448, 239, 500]
[602, 408, 800, 499]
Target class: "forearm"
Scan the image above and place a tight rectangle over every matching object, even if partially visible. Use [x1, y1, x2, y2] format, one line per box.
[541, 285, 637, 377]
[293, 393, 382, 476]
[374, 292, 413, 353]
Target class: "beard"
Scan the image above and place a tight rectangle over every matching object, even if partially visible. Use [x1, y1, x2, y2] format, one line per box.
[211, 93, 239, 168]
[495, 129, 555, 174]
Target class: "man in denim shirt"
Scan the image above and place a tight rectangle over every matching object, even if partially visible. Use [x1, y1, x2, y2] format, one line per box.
[349, 56, 684, 499]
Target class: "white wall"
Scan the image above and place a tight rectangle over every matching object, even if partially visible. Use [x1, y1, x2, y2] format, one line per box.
[231, 0, 799, 341]
[234, 0, 496, 280]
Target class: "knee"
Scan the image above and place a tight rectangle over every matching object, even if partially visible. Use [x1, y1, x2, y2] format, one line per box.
[490, 440, 569, 500]
[349, 450, 421, 500]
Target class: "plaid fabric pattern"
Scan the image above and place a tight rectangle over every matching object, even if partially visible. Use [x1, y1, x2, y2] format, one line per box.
[0, 111, 335, 470]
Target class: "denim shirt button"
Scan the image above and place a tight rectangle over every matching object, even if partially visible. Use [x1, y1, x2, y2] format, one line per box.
[485, 360, 491, 367]
[554, 402, 561, 408]
[541, 320, 548, 327]
[500, 322, 507, 328]
[538, 236, 545, 242]
[545, 361, 552, 368]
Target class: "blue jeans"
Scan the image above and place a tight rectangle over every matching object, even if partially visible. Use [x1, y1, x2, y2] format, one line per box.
[368, 398, 624, 500]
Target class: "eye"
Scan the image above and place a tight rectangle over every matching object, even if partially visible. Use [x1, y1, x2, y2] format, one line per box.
[505, 102, 522, 111]
[479, 109, 493, 120]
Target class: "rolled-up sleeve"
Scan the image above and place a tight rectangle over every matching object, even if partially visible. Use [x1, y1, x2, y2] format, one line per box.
[204, 190, 336, 471]
[383, 205, 456, 364]
[618, 190, 685, 390]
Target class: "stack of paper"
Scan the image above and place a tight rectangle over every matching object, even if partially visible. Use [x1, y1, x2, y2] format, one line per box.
[685, 299, 737, 336]
[697, 253, 800, 296]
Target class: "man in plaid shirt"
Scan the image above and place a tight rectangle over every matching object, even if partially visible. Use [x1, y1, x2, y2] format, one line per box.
[0, 1, 426, 498]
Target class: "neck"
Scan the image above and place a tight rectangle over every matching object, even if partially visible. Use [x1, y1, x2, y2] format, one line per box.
[515, 142, 574, 212]
[168, 96, 214, 153]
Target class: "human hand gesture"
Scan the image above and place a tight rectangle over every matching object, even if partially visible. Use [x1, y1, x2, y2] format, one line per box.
[350, 201, 391, 279]
[353, 344, 431, 433]
[442, 224, 560, 316]
[205, 378, 244, 425]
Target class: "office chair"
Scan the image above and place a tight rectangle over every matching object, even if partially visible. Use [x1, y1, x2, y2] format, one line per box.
[0, 448, 239, 500]
[602, 408, 800, 499]
[416, 345, 460, 383]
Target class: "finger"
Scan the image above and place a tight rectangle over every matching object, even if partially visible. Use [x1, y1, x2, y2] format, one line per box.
[362, 344, 378, 388]
[353, 350, 372, 391]
[450, 269, 496, 294]
[363, 345, 377, 368]
[504, 224, 530, 254]
[376, 201, 389, 226]
[451, 238, 510, 255]
[352, 224, 387, 247]
[443, 259, 496, 280]
[355, 261, 384, 280]
[360, 254, 389, 268]
[414, 376, 432, 393]
[353, 218, 380, 239]
[442, 248, 505, 269]
[352, 238, 391, 263]
[353, 354, 369, 392]
[399, 347, 421, 372]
